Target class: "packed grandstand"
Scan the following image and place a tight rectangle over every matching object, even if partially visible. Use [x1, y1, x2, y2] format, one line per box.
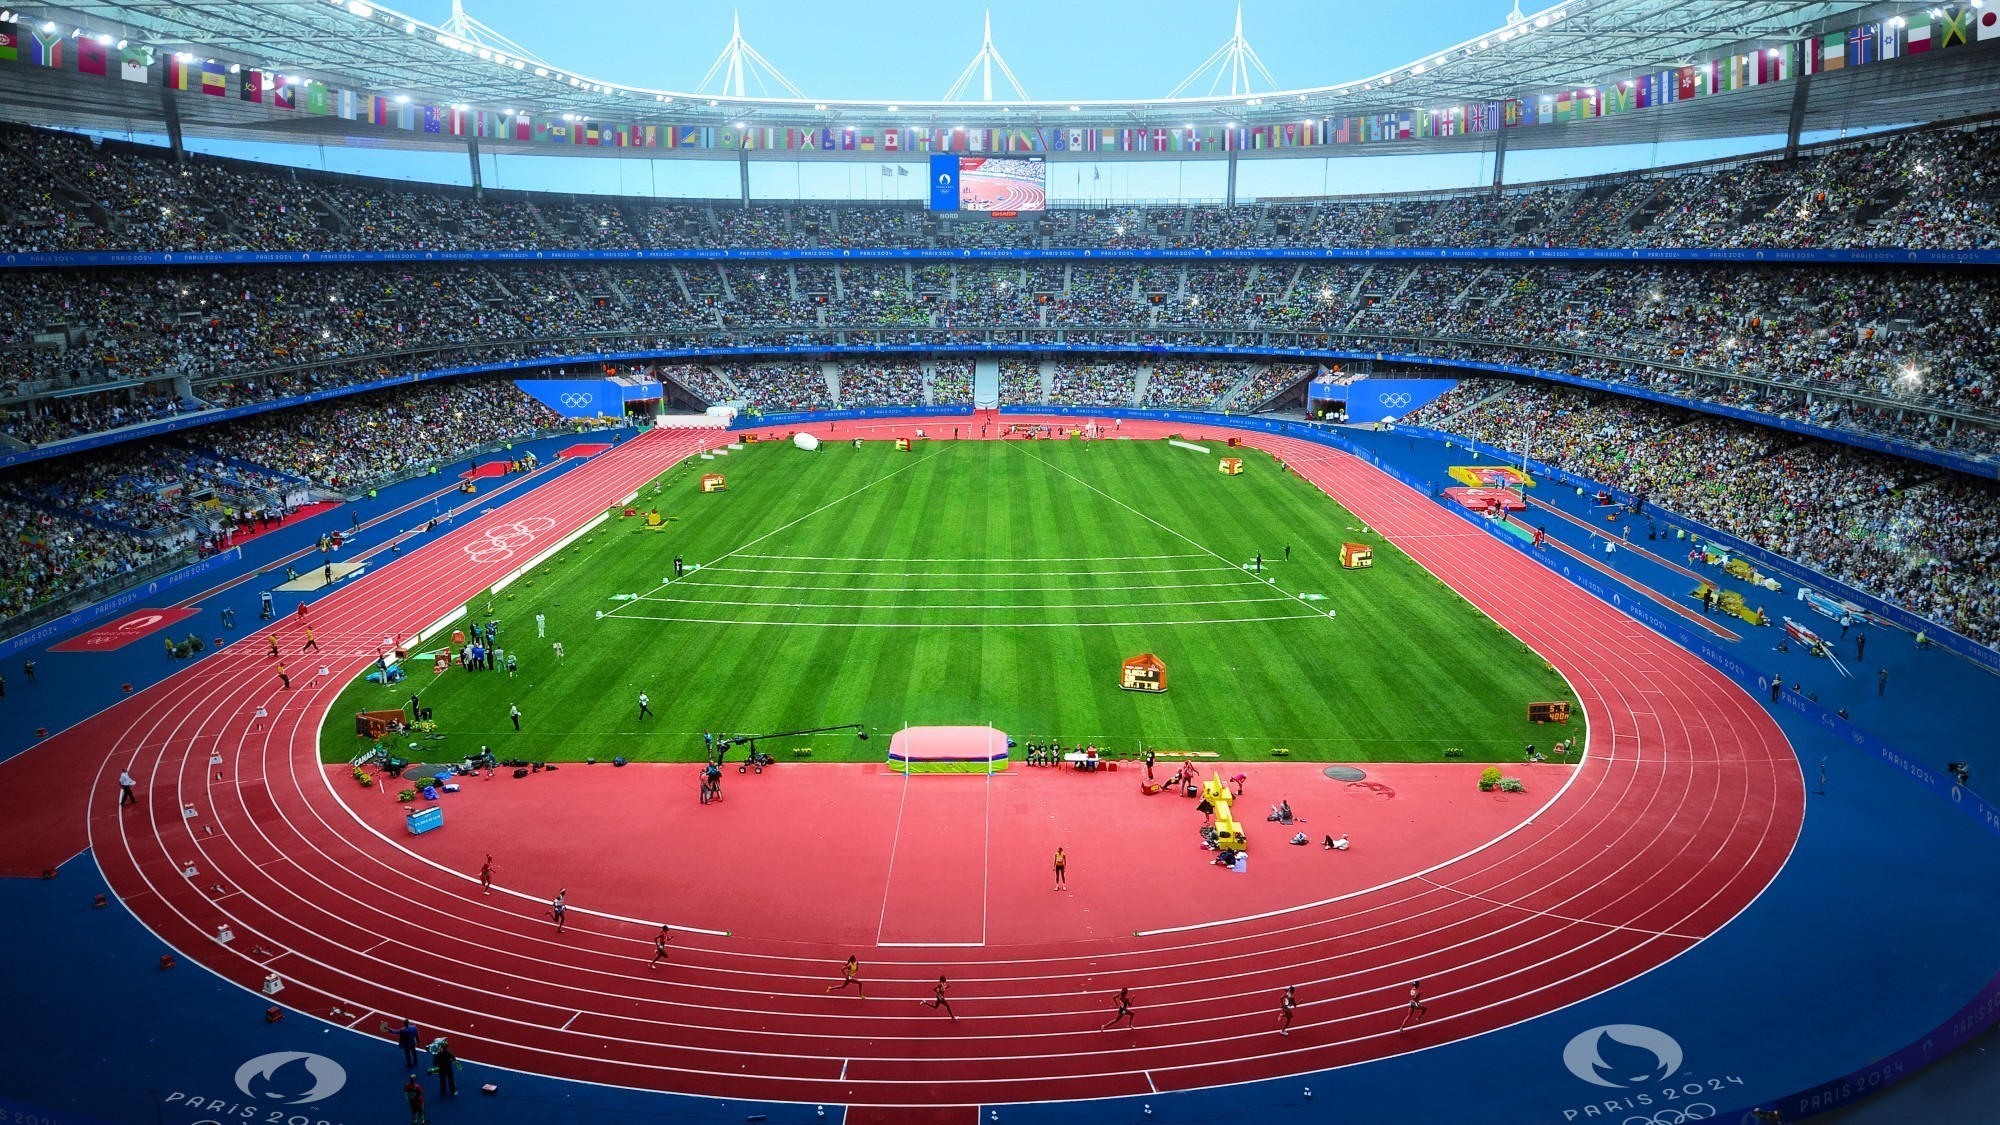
[3, 118, 1996, 652]
[7, 3, 2000, 1122]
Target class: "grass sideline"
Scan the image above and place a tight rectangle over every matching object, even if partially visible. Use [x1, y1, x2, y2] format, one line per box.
[320, 438, 1582, 765]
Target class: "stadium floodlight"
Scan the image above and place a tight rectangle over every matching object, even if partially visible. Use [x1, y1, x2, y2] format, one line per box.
[40, 19, 53, 31]
[942, 9, 1031, 102]
[695, 11, 807, 100]
[1168, 4, 1279, 99]
[394, 94, 410, 103]
[345, 1, 374, 18]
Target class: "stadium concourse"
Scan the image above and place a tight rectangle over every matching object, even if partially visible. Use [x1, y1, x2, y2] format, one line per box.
[0, 408, 1991, 1125]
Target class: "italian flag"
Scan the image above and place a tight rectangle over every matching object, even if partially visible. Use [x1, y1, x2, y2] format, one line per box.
[1906, 14, 1932, 54]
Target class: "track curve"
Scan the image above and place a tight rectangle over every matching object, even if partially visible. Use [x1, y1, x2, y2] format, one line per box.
[67, 418, 1802, 1109]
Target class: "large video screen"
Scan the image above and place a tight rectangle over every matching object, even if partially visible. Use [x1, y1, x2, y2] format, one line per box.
[931, 155, 1045, 213]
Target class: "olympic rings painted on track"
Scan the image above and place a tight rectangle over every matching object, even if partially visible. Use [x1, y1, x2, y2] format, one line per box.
[462, 516, 557, 564]
[1621, 1105, 1714, 1125]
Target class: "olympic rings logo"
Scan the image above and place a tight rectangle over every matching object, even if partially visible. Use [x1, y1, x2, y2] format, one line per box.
[1620, 1105, 1713, 1125]
[464, 516, 556, 564]
[1377, 392, 1413, 408]
[558, 392, 595, 408]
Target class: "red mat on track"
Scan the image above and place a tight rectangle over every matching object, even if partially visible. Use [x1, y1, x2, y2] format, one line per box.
[48, 607, 199, 653]
[560, 442, 612, 459]
[461, 461, 511, 479]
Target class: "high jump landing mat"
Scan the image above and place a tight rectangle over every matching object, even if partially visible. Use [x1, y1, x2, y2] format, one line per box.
[888, 725, 1011, 773]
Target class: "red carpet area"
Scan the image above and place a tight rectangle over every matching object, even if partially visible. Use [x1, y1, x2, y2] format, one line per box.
[0, 417, 1804, 1109]
[48, 607, 201, 653]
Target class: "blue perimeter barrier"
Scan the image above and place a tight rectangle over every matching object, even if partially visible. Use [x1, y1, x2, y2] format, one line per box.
[10, 343, 1991, 482]
[6, 246, 2000, 268]
[0, 547, 240, 662]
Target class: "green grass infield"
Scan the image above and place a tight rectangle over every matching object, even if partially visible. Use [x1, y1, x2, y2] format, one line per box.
[321, 437, 1583, 765]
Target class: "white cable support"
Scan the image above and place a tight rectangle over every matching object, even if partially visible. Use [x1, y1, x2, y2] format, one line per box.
[941, 9, 1031, 102]
[1166, 3, 1281, 100]
[694, 10, 808, 100]
[438, 0, 548, 67]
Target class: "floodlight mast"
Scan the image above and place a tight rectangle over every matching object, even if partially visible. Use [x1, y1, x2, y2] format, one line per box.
[942, 9, 1031, 102]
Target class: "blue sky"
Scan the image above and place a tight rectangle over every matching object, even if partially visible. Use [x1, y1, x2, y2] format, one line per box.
[147, 0, 1837, 201]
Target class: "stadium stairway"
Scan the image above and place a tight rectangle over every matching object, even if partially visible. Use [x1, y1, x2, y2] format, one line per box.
[973, 358, 1001, 408]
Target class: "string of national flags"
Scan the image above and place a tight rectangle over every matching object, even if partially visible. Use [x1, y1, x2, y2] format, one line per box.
[0, 8, 1993, 155]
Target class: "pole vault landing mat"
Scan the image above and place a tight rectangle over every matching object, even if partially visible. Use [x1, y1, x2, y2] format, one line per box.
[560, 442, 612, 459]
[461, 461, 512, 479]
[47, 607, 199, 652]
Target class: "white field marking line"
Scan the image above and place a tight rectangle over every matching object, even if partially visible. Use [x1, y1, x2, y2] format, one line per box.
[736, 552, 1204, 563]
[630, 595, 1305, 611]
[1414, 875, 1703, 942]
[982, 757, 994, 948]
[635, 444, 949, 604]
[874, 764, 915, 948]
[602, 612, 1328, 629]
[700, 564, 1245, 577]
[1018, 448, 1251, 572]
[652, 578, 1267, 594]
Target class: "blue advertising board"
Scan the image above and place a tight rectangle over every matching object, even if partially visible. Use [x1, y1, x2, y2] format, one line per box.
[929, 155, 960, 212]
[1308, 377, 1458, 420]
[514, 378, 659, 419]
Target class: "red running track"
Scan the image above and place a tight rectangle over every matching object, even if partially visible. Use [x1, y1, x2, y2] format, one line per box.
[9, 418, 1800, 1113]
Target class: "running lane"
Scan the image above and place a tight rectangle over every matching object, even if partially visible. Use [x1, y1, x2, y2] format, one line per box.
[78, 417, 1803, 1109]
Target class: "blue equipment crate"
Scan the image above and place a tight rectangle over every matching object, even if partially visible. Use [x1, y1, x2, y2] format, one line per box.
[405, 806, 444, 835]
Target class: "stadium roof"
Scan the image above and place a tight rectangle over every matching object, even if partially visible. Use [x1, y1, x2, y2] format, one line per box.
[1, 0, 1991, 160]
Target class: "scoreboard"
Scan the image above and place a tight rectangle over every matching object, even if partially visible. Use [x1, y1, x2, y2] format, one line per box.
[931, 154, 1046, 213]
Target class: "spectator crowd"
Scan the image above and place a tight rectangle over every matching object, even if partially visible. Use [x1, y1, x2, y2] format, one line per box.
[1408, 379, 1998, 647]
